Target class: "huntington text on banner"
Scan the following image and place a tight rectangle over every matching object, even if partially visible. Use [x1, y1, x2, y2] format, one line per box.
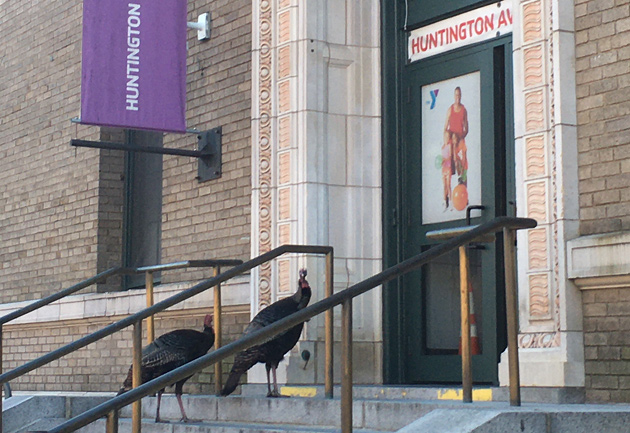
[408, 1, 513, 63]
[81, 0, 187, 133]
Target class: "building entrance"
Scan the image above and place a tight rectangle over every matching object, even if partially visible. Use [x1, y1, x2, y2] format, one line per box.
[382, 5, 515, 383]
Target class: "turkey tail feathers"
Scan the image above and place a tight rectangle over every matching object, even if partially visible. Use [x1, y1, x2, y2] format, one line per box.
[220, 370, 243, 396]
[220, 350, 259, 396]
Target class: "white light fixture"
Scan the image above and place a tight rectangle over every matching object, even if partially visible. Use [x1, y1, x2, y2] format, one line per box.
[187, 13, 211, 41]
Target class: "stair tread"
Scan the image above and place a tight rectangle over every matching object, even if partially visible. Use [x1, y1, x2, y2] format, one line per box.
[120, 418, 385, 433]
[11, 417, 67, 433]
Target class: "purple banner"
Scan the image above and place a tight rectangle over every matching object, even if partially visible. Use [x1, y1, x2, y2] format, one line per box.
[81, 0, 187, 133]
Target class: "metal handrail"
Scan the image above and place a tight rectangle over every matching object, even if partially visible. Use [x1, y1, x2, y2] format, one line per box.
[0, 259, 243, 384]
[0, 245, 333, 433]
[0, 258, 242, 426]
[0, 267, 125, 327]
[46, 216, 535, 433]
[0, 260, 241, 327]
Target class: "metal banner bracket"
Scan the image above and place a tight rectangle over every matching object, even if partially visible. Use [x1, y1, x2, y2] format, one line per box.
[197, 127, 222, 182]
[70, 126, 222, 183]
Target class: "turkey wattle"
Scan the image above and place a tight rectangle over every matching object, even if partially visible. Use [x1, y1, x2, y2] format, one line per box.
[221, 268, 311, 397]
[117, 314, 215, 422]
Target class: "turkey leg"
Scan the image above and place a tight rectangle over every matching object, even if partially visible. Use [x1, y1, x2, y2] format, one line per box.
[175, 382, 199, 422]
[265, 364, 275, 397]
[266, 364, 284, 398]
[155, 389, 166, 422]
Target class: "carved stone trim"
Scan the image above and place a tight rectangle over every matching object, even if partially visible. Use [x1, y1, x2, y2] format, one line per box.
[522, 1, 543, 45]
[525, 134, 546, 179]
[526, 181, 547, 223]
[529, 273, 551, 320]
[528, 227, 549, 271]
[519, 331, 560, 348]
[524, 89, 545, 132]
[255, 0, 274, 310]
[523, 43, 544, 88]
[515, 0, 562, 349]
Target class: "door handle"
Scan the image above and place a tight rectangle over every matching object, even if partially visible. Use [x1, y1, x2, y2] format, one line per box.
[466, 205, 485, 225]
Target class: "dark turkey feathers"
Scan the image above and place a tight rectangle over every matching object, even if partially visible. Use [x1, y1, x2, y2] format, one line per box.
[221, 268, 311, 397]
[117, 314, 215, 422]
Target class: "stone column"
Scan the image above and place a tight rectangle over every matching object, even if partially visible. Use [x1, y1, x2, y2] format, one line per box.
[499, 0, 584, 387]
[251, 0, 383, 386]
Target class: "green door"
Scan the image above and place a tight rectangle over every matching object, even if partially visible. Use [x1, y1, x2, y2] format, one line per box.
[399, 38, 514, 384]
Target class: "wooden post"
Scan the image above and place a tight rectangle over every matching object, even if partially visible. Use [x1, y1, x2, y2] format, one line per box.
[132, 321, 143, 433]
[106, 409, 119, 433]
[459, 246, 472, 403]
[503, 228, 521, 406]
[145, 272, 155, 344]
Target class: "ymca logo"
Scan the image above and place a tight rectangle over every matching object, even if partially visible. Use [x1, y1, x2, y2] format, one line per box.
[428, 89, 439, 109]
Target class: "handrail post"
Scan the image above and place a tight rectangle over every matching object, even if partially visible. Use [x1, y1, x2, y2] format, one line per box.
[106, 409, 119, 433]
[503, 228, 521, 406]
[341, 299, 353, 433]
[132, 321, 143, 433]
[213, 266, 223, 395]
[145, 271, 155, 344]
[325, 250, 334, 399]
[459, 246, 472, 403]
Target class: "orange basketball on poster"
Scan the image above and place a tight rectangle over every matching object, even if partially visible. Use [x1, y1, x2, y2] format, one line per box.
[452, 183, 468, 211]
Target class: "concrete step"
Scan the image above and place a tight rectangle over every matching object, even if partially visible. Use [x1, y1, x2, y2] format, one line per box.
[118, 394, 435, 431]
[79, 418, 384, 433]
[398, 406, 630, 433]
[12, 418, 66, 433]
[9, 388, 630, 433]
[2, 393, 113, 433]
[240, 384, 585, 404]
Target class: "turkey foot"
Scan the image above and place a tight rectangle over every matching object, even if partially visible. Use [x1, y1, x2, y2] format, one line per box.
[266, 390, 288, 398]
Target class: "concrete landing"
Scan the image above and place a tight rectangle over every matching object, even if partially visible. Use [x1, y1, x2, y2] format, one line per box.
[7, 387, 630, 433]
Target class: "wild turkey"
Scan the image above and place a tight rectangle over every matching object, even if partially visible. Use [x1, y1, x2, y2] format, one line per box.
[117, 314, 215, 422]
[221, 268, 311, 397]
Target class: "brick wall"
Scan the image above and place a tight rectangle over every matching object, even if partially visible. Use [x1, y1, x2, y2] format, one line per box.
[0, 1, 102, 302]
[4, 309, 250, 394]
[0, 0, 252, 300]
[582, 288, 630, 402]
[575, 0, 630, 235]
[160, 0, 252, 284]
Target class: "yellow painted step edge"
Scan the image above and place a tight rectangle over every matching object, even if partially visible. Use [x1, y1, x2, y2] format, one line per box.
[279, 386, 493, 401]
[280, 386, 318, 397]
[437, 388, 493, 401]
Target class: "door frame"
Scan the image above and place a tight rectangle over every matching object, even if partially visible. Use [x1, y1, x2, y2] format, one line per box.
[381, 4, 515, 383]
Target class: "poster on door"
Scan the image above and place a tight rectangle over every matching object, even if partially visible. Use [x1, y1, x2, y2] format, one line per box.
[421, 72, 481, 224]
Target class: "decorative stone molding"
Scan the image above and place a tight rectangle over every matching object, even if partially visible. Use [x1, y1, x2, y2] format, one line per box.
[525, 134, 547, 178]
[503, 0, 582, 387]
[529, 273, 551, 319]
[253, 0, 276, 310]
